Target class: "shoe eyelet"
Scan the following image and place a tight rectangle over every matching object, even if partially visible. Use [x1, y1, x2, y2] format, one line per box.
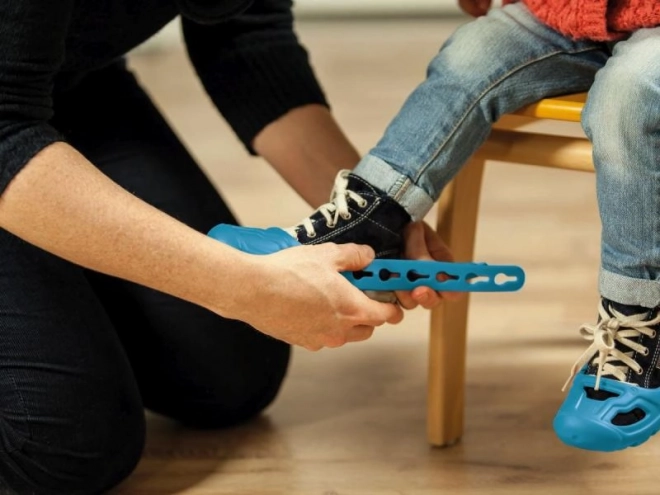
[341, 212, 352, 220]
[643, 348, 650, 356]
[637, 367, 644, 375]
[358, 199, 368, 208]
[326, 222, 335, 229]
[307, 231, 317, 238]
[652, 331, 657, 338]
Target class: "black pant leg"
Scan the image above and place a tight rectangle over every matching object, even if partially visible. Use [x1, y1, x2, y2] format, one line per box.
[0, 232, 146, 495]
[53, 59, 291, 429]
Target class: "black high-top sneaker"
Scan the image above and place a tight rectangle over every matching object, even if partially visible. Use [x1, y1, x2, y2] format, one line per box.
[284, 170, 412, 302]
[207, 169, 412, 302]
[554, 297, 660, 451]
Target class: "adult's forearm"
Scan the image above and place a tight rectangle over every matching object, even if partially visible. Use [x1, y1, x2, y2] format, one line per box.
[0, 142, 248, 315]
[252, 104, 361, 208]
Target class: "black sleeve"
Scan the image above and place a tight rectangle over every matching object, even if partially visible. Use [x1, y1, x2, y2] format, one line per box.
[0, 2, 72, 194]
[181, 0, 328, 155]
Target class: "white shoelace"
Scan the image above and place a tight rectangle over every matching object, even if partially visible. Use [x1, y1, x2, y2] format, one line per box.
[295, 170, 368, 238]
[562, 301, 660, 392]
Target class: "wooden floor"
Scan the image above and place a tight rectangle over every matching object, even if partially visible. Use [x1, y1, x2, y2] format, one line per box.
[112, 18, 659, 495]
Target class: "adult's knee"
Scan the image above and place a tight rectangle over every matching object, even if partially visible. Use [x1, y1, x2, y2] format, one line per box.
[147, 340, 291, 429]
[0, 409, 146, 495]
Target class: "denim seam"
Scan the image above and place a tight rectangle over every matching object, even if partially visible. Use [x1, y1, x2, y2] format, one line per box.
[391, 176, 412, 202]
[411, 45, 604, 186]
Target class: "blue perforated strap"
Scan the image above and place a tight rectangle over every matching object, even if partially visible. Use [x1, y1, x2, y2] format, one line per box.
[207, 224, 525, 293]
[343, 259, 524, 292]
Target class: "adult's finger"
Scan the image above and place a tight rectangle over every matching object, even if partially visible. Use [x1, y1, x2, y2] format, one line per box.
[345, 325, 376, 343]
[360, 297, 404, 326]
[327, 243, 376, 272]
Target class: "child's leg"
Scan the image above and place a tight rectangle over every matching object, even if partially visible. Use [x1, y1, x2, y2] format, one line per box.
[554, 27, 660, 452]
[583, 28, 660, 308]
[210, 4, 609, 302]
[354, 3, 609, 221]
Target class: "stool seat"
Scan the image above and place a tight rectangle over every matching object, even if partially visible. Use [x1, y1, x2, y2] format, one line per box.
[514, 92, 586, 122]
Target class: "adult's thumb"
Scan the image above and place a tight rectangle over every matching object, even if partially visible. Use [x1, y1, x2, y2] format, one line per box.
[331, 243, 376, 272]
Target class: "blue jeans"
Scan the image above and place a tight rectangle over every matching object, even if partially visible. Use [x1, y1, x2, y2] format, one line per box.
[353, 3, 660, 308]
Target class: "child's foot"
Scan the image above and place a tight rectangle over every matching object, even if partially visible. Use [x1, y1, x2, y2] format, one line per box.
[289, 170, 412, 302]
[554, 298, 660, 451]
[209, 170, 412, 302]
[285, 170, 410, 254]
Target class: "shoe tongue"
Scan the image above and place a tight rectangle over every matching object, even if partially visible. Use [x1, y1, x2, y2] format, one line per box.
[583, 299, 649, 385]
[605, 298, 652, 318]
[344, 174, 385, 197]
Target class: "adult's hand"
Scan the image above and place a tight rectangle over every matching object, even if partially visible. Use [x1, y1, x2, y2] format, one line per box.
[395, 221, 463, 310]
[232, 243, 404, 351]
[0, 142, 401, 352]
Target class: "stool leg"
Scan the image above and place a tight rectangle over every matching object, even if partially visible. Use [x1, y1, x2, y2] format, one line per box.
[427, 155, 486, 447]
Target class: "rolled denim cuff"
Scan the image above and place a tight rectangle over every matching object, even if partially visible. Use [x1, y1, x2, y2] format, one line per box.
[600, 268, 660, 308]
[353, 154, 434, 222]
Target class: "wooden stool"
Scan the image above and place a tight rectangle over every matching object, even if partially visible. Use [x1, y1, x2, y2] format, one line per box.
[427, 93, 592, 446]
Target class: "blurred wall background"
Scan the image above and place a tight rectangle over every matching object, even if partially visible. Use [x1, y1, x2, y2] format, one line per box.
[294, 0, 460, 16]
[134, 0, 468, 53]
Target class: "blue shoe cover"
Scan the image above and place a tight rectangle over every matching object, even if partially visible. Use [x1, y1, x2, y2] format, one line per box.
[554, 370, 660, 451]
[207, 224, 300, 255]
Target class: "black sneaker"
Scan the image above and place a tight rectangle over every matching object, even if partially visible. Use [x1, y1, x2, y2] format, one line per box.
[286, 171, 410, 254]
[207, 170, 412, 302]
[553, 297, 660, 451]
[283, 170, 411, 302]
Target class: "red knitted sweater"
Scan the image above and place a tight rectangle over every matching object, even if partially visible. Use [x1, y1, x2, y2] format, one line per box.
[504, 0, 660, 41]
